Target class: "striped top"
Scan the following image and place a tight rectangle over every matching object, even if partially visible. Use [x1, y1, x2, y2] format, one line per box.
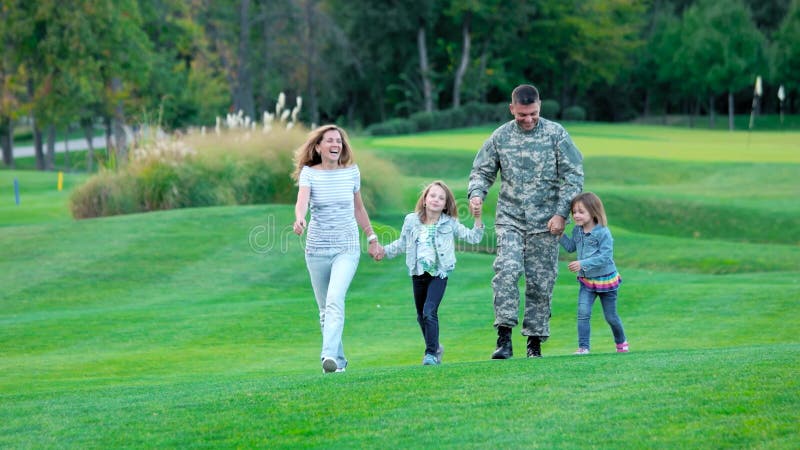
[299, 165, 360, 252]
[578, 272, 622, 292]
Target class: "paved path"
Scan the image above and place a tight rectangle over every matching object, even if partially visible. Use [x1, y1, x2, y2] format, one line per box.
[13, 136, 107, 158]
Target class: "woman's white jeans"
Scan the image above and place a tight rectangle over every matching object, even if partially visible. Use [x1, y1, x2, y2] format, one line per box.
[305, 248, 360, 369]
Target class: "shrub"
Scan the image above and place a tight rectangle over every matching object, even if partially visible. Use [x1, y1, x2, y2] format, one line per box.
[70, 171, 139, 218]
[70, 126, 399, 219]
[137, 160, 181, 210]
[365, 118, 418, 136]
[366, 102, 513, 136]
[356, 150, 402, 213]
[70, 128, 304, 219]
[540, 99, 560, 119]
[440, 108, 467, 129]
[562, 105, 587, 121]
[461, 102, 490, 126]
[409, 111, 435, 132]
[492, 102, 511, 123]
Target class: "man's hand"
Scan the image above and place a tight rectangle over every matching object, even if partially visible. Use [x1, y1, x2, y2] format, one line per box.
[547, 215, 565, 235]
[469, 197, 483, 217]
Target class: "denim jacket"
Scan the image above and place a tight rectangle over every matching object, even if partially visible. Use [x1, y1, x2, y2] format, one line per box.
[559, 224, 617, 278]
[384, 212, 484, 277]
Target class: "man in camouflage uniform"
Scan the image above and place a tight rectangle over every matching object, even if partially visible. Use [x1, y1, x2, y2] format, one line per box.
[468, 84, 583, 359]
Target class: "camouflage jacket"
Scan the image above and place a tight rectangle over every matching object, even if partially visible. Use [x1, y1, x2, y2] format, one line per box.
[468, 118, 584, 232]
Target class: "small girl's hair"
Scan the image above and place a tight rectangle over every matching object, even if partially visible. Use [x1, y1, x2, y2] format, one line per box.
[571, 192, 607, 226]
[416, 180, 458, 222]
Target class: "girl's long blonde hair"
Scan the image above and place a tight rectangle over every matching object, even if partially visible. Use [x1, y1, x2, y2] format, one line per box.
[415, 180, 458, 223]
[571, 191, 608, 226]
[291, 125, 354, 181]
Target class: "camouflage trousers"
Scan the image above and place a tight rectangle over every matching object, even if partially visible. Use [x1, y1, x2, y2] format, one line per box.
[492, 227, 559, 340]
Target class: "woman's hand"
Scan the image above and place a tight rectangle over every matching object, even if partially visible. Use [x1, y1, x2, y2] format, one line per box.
[369, 241, 385, 261]
[293, 218, 306, 235]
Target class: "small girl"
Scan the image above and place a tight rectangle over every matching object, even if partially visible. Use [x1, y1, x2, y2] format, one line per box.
[383, 180, 484, 365]
[559, 192, 628, 355]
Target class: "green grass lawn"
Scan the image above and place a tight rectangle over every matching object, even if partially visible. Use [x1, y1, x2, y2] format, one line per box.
[5, 148, 100, 172]
[2, 124, 799, 448]
[0, 170, 88, 226]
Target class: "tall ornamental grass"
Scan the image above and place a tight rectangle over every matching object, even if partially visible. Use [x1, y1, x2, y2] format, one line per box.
[70, 127, 400, 219]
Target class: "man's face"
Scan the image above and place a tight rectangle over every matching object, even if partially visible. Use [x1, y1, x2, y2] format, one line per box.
[510, 101, 540, 131]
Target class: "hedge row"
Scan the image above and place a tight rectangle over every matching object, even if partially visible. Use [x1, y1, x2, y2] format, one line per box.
[365, 100, 583, 136]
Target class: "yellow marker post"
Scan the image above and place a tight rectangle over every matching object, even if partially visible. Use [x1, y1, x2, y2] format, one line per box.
[57, 171, 64, 191]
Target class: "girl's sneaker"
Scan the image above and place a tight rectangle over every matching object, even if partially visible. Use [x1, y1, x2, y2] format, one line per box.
[573, 348, 590, 355]
[616, 342, 629, 353]
[422, 354, 439, 365]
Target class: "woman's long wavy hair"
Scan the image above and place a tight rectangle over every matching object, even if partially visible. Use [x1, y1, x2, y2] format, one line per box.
[291, 124, 354, 181]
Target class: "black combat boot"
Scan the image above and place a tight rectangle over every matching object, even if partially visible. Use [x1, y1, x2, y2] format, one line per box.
[527, 336, 542, 358]
[491, 326, 513, 359]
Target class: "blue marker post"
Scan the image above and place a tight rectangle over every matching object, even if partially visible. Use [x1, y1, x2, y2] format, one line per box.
[14, 176, 20, 205]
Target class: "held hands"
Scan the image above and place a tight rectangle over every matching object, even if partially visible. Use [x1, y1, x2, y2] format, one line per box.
[369, 240, 385, 261]
[471, 201, 482, 220]
[469, 197, 483, 218]
[547, 215, 565, 235]
[567, 260, 582, 273]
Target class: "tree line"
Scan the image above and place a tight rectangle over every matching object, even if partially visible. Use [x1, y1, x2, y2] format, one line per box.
[1, 0, 798, 170]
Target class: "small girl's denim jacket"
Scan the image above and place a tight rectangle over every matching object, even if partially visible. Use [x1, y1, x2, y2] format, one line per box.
[559, 224, 617, 278]
[384, 212, 483, 277]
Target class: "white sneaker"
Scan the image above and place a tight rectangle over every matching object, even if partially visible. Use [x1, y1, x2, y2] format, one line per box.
[322, 357, 338, 373]
[422, 354, 438, 365]
[573, 348, 590, 355]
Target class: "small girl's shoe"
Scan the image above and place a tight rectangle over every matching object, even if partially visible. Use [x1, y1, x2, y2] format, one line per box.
[422, 354, 439, 365]
[573, 348, 590, 355]
[616, 342, 629, 353]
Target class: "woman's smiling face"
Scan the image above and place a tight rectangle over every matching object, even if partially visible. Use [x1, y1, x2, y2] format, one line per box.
[316, 129, 343, 165]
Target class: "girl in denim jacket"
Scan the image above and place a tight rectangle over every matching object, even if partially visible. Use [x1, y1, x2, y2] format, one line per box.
[383, 181, 484, 365]
[559, 192, 628, 355]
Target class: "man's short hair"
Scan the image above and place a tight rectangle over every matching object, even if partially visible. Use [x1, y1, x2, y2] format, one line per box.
[511, 84, 540, 105]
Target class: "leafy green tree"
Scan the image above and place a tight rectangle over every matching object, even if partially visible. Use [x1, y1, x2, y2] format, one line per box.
[679, 0, 767, 130]
[507, 0, 645, 117]
[771, 0, 800, 113]
[745, 0, 792, 35]
[0, 0, 30, 168]
[631, 3, 683, 119]
[137, 0, 229, 129]
[443, 0, 529, 108]
[13, 0, 152, 169]
[82, 0, 152, 165]
[330, 0, 425, 122]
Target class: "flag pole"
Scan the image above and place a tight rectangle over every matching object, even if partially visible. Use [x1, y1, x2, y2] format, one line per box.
[747, 76, 762, 148]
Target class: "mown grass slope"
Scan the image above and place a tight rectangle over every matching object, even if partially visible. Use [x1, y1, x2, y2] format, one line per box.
[2, 123, 799, 448]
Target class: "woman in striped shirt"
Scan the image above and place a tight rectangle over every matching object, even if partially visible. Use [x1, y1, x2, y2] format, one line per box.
[559, 192, 628, 355]
[292, 125, 383, 373]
